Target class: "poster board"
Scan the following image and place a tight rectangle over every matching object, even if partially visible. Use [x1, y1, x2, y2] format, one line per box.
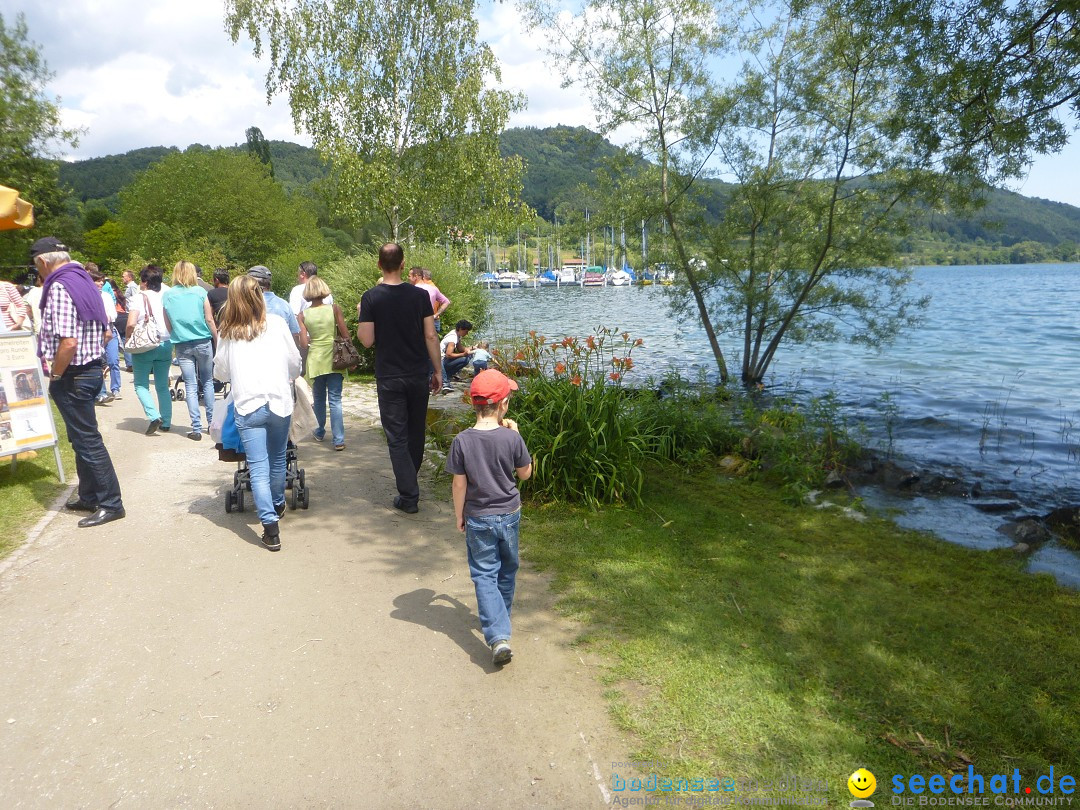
[0, 331, 65, 482]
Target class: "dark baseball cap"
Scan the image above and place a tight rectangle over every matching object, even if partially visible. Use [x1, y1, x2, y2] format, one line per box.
[29, 236, 67, 260]
[247, 265, 272, 282]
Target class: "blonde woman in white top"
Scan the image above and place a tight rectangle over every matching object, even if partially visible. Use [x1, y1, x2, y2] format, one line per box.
[213, 275, 301, 551]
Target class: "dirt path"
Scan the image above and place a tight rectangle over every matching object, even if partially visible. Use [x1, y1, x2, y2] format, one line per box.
[0, 382, 625, 808]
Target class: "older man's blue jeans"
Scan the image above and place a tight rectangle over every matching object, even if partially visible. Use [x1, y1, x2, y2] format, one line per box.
[234, 403, 290, 525]
[465, 510, 521, 645]
[174, 338, 214, 433]
[50, 361, 124, 512]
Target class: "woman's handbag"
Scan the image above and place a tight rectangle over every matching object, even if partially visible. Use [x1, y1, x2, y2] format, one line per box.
[123, 294, 161, 354]
[332, 336, 361, 370]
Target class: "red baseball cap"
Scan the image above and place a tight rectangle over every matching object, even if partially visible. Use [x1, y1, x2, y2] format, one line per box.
[470, 369, 518, 404]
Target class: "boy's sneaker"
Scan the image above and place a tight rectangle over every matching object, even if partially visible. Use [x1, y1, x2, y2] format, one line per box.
[491, 640, 512, 666]
[441, 385, 454, 394]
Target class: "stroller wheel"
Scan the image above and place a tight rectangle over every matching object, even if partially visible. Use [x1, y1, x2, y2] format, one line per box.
[237, 488, 245, 512]
[225, 490, 234, 513]
[301, 486, 310, 509]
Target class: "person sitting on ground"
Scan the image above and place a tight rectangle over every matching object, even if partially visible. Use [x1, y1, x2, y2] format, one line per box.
[163, 260, 219, 441]
[470, 341, 494, 373]
[125, 265, 173, 435]
[214, 275, 302, 552]
[207, 268, 230, 324]
[409, 266, 450, 334]
[446, 369, 532, 666]
[298, 275, 352, 451]
[440, 319, 473, 392]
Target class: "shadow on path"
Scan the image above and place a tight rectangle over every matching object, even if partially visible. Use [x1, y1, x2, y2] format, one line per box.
[390, 587, 497, 672]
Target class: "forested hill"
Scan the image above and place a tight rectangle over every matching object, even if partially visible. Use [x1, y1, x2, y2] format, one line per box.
[58, 126, 1080, 264]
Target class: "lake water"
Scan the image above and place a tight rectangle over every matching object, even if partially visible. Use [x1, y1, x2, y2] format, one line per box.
[484, 264, 1080, 587]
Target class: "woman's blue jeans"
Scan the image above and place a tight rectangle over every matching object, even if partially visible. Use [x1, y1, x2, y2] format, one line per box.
[97, 328, 121, 397]
[311, 372, 344, 446]
[465, 511, 521, 645]
[132, 341, 173, 426]
[234, 403, 291, 525]
[175, 338, 214, 433]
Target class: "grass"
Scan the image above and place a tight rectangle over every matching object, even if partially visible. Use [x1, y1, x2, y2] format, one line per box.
[0, 403, 73, 560]
[519, 462, 1080, 800]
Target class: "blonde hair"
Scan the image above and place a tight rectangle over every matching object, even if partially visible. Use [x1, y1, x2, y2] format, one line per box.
[172, 261, 198, 288]
[303, 276, 331, 301]
[218, 276, 267, 341]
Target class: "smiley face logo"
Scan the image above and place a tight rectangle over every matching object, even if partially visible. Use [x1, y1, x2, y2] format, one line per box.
[848, 769, 877, 799]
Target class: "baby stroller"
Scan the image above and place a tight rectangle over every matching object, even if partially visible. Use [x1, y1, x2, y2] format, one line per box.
[214, 386, 311, 514]
[173, 369, 229, 402]
[221, 441, 310, 513]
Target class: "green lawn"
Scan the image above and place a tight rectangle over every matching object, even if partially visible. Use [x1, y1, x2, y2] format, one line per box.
[0, 404, 72, 560]
[518, 464, 1080, 802]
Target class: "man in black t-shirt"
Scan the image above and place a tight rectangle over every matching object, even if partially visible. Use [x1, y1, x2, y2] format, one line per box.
[207, 269, 230, 324]
[358, 243, 443, 513]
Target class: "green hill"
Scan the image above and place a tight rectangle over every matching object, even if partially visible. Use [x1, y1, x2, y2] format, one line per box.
[56, 127, 1080, 264]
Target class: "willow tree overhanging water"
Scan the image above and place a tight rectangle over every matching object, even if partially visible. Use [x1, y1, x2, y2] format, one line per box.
[520, 0, 1079, 386]
[225, 0, 531, 242]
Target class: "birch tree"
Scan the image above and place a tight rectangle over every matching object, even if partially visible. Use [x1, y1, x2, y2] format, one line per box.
[226, 0, 529, 241]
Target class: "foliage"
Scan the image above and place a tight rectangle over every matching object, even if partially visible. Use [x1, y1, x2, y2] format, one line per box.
[0, 13, 80, 267]
[508, 328, 674, 507]
[319, 243, 492, 371]
[245, 126, 274, 178]
[813, 0, 1080, 184]
[226, 0, 531, 242]
[115, 148, 330, 271]
[56, 131, 1080, 270]
[525, 0, 957, 385]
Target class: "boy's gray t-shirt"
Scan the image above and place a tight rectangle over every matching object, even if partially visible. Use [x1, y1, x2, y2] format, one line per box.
[446, 427, 531, 517]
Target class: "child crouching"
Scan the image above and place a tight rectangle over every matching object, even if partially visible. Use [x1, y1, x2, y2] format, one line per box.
[446, 369, 532, 666]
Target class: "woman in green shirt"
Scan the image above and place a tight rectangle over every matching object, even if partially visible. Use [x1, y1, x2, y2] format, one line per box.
[163, 261, 219, 440]
[298, 276, 352, 450]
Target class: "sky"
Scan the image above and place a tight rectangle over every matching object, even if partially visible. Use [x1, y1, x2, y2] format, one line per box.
[14, 0, 1080, 209]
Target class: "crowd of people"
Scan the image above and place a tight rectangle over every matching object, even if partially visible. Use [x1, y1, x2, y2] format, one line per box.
[14, 237, 529, 665]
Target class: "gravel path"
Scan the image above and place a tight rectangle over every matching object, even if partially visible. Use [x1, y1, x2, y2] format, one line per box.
[0, 379, 623, 808]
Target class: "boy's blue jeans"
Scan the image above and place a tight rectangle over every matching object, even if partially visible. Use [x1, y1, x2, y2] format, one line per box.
[464, 510, 521, 645]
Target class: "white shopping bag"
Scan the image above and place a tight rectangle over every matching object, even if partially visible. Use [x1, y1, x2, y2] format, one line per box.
[209, 390, 233, 444]
[290, 377, 318, 442]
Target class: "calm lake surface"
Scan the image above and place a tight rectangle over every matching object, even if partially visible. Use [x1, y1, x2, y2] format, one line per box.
[484, 264, 1080, 586]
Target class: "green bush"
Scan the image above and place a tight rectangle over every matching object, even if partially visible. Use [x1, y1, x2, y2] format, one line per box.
[508, 328, 675, 507]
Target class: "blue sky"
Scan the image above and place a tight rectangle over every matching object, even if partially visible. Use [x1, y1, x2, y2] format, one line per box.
[16, 0, 1080, 208]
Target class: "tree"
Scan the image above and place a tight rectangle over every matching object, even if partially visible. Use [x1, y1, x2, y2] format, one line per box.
[524, 0, 948, 384]
[0, 13, 80, 267]
[245, 125, 274, 178]
[116, 148, 328, 271]
[809, 1, 1080, 184]
[225, 0, 531, 241]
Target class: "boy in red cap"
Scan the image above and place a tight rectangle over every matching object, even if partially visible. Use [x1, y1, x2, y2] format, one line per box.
[446, 369, 532, 666]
